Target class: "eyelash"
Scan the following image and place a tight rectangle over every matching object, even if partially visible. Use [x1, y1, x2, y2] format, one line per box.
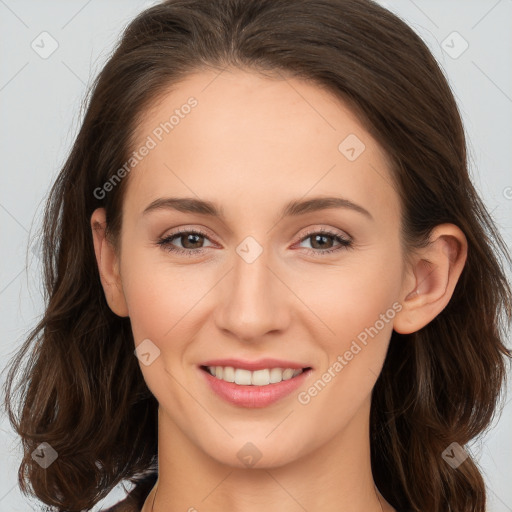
[156, 227, 353, 257]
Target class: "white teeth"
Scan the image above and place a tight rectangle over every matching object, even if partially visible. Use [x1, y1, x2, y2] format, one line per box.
[206, 366, 305, 385]
[251, 369, 270, 386]
[234, 368, 252, 385]
[282, 368, 295, 380]
[223, 366, 235, 382]
[269, 367, 283, 383]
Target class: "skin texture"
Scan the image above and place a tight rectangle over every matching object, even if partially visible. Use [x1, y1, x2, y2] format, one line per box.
[91, 69, 467, 512]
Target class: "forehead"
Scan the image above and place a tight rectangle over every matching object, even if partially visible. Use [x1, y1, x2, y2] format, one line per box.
[124, 68, 399, 223]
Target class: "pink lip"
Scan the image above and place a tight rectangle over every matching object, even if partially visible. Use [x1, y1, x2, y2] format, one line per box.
[199, 366, 313, 408]
[200, 358, 310, 371]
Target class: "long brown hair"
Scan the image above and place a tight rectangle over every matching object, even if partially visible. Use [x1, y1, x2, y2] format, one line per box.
[2, 0, 511, 510]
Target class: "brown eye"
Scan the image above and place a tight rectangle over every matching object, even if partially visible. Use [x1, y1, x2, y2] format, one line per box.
[309, 233, 336, 250]
[157, 229, 214, 255]
[179, 233, 205, 249]
[297, 230, 353, 255]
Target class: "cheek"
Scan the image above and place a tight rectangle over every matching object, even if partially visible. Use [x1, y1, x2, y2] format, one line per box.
[121, 231, 403, 346]
[119, 242, 217, 351]
[304, 246, 403, 346]
[119, 246, 216, 407]
[295, 244, 402, 405]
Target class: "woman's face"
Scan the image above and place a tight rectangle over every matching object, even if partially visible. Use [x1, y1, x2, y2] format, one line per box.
[109, 69, 410, 467]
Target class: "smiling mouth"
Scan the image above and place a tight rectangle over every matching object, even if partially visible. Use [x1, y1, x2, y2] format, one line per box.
[200, 365, 312, 386]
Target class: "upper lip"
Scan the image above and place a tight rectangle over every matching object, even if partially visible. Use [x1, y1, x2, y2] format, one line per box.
[200, 358, 312, 371]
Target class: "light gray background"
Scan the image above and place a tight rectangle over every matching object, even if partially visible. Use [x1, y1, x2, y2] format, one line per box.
[0, 0, 511, 510]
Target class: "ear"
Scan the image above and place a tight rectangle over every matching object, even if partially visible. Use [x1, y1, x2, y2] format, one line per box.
[90, 208, 129, 317]
[393, 224, 467, 334]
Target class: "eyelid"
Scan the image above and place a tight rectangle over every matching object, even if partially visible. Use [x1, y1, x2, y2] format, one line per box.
[157, 224, 354, 256]
[158, 224, 216, 240]
[159, 225, 351, 245]
[294, 225, 352, 244]
[157, 226, 216, 253]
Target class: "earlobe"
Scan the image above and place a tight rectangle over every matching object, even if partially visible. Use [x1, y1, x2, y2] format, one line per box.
[393, 224, 467, 334]
[90, 208, 129, 317]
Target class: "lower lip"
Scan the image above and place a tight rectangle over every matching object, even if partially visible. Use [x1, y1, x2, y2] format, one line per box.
[200, 367, 312, 408]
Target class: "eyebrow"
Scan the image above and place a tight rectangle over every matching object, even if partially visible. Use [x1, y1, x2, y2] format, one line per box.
[142, 195, 373, 221]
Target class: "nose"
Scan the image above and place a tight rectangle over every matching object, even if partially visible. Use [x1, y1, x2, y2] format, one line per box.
[214, 247, 291, 342]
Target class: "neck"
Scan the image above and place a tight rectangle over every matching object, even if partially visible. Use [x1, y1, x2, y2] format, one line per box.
[142, 397, 390, 512]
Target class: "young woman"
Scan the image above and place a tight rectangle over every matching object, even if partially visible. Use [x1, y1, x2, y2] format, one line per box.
[3, 0, 511, 511]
